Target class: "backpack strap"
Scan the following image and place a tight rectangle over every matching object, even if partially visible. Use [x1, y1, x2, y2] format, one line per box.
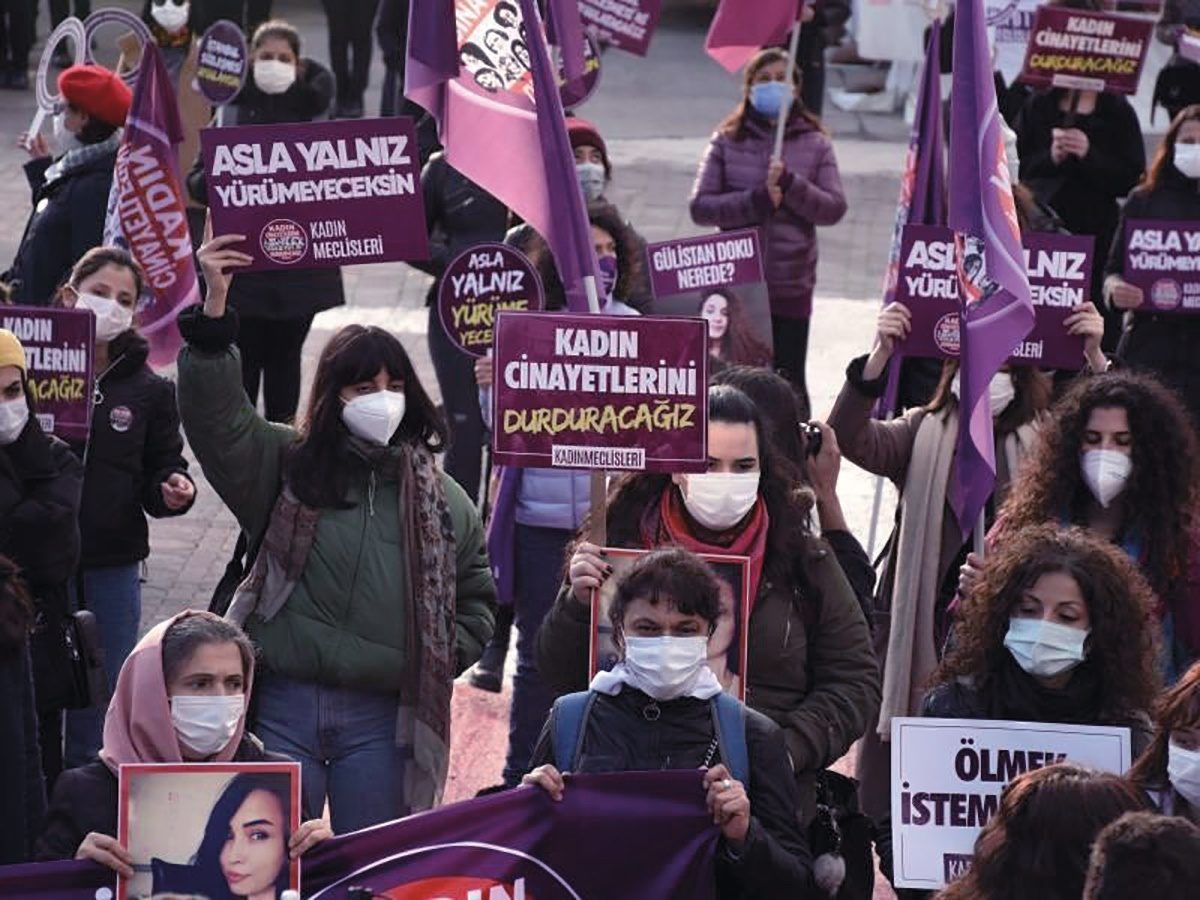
[552, 691, 598, 773]
[710, 692, 750, 788]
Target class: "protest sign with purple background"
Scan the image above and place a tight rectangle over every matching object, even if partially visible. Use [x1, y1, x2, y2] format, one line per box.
[895, 224, 1092, 369]
[492, 311, 708, 472]
[1, 307, 94, 443]
[647, 228, 765, 297]
[3, 771, 719, 900]
[438, 243, 544, 357]
[1018, 6, 1152, 94]
[195, 19, 247, 105]
[1122, 219, 1200, 313]
[200, 117, 429, 273]
[579, 0, 664, 56]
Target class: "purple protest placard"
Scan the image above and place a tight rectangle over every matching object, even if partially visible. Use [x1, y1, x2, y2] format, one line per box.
[647, 229, 773, 368]
[492, 311, 708, 472]
[558, 32, 603, 106]
[199, 117, 429, 272]
[1018, 7, 1152, 94]
[579, 0, 664, 56]
[437, 243, 544, 357]
[195, 19, 247, 105]
[0, 306, 94, 443]
[1122, 219, 1200, 313]
[895, 224, 1092, 369]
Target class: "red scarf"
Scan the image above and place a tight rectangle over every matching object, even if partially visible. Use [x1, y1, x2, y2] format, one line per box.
[649, 486, 770, 605]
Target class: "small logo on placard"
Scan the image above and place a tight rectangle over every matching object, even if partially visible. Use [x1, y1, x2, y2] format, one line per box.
[1150, 278, 1182, 311]
[260, 219, 308, 265]
[933, 312, 961, 355]
[110, 405, 133, 433]
[943, 853, 973, 883]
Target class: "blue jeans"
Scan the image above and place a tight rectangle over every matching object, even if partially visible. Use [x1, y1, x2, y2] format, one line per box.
[64, 564, 141, 768]
[501, 524, 573, 786]
[253, 673, 407, 833]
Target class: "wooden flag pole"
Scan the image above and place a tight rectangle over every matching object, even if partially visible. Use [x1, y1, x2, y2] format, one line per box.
[773, 12, 804, 160]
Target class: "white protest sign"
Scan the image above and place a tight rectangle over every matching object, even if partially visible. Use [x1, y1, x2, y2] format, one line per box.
[891, 717, 1133, 890]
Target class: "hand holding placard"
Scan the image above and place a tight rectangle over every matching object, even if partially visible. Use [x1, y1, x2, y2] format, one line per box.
[568, 541, 611, 606]
[196, 215, 252, 319]
[1105, 275, 1145, 310]
[864, 302, 912, 381]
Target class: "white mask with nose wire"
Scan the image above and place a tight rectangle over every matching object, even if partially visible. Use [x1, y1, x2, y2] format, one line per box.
[342, 390, 406, 445]
[681, 471, 760, 531]
[170, 693, 244, 756]
[1080, 449, 1131, 509]
[1167, 740, 1200, 807]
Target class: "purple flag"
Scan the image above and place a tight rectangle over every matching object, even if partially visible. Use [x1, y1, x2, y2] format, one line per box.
[877, 18, 947, 416]
[547, 0, 589, 106]
[948, 0, 1034, 536]
[105, 42, 200, 368]
[406, 0, 600, 312]
[705, 0, 800, 72]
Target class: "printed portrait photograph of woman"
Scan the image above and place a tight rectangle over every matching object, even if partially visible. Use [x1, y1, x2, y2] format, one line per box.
[117, 763, 301, 900]
[651, 285, 774, 371]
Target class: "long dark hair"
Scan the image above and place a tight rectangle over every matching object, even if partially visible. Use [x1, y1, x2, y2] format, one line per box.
[923, 360, 1051, 436]
[939, 763, 1152, 900]
[194, 772, 292, 900]
[717, 47, 823, 140]
[284, 325, 447, 509]
[697, 289, 772, 368]
[1127, 661, 1200, 806]
[996, 371, 1199, 600]
[1143, 104, 1200, 192]
[589, 384, 819, 599]
[0, 555, 34, 651]
[933, 525, 1161, 723]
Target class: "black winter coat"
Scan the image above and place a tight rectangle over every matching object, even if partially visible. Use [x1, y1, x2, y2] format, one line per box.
[529, 688, 814, 899]
[1105, 175, 1200, 426]
[72, 330, 194, 568]
[34, 734, 293, 862]
[8, 145, 118, 306]
[0, 640, 44, 865]
[187, 59, 345, 321]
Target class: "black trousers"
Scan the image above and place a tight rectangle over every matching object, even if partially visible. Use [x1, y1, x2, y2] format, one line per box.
[0, 0, 33, 72]
[427, 304, 485, 502]
[47, 0, 88, 28]
[236, 316, 314, 423]
[771, 315, 811, 420]
[196, 0, 273, 35]
[323, 0, 380, 105]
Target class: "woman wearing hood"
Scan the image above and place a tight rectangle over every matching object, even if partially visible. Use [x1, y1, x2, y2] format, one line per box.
[53, 247, 196, 769]
[35, 610, 330, 875]
[689, 47, 848, 419]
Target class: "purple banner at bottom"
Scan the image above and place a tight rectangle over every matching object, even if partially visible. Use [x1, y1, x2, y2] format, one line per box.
[895, 224, 1093, 369]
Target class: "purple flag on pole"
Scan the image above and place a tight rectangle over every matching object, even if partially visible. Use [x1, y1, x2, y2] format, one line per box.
[406, 0, 599, 312]
[106, 43, 200, 368]
[947, 0, 1034, 536]
[876, 18, 947, 417]
[547, 0, 589, 105]
[705, 0, 800, 72]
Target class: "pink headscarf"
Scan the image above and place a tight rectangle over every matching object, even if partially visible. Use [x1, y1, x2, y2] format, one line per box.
[99, 610, 255, 773]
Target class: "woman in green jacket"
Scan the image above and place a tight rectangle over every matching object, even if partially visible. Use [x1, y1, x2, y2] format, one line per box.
[175, 230, 496, 834]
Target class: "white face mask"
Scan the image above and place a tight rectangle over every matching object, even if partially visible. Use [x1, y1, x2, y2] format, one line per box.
[75, 291, 134, 342]
[576, 161, 605, 202]
[170, 694, 245, 757]
[342, 390, 406, 446]
[622, 635, 710, 701]
[151, 0, 190, 32]
[1002, 121, 1020, 187]
[0, 396, 29, 446]
[950, 371, 1016, 417]
[1167, 740, 1200, 807]
[1003, 616, 1089, 678]
[1081, 449, 1131, 509]
[52, 112, 81, 156]
[1175, 143, 1200, 180]
[254, 59, 297, 95]
[681, 471, 760, 532]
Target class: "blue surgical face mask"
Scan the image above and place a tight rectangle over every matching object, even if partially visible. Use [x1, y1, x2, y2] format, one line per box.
[748, 80, 791, 119]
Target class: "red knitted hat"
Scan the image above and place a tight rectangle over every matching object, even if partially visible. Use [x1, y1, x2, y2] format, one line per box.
[566, 117, 610, 178]
[58, 65, 132, 128]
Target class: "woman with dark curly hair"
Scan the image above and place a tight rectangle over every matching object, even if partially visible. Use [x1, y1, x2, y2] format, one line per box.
[965, 371, 1200, 678]
[535, 384, 879, 823]
[697, 289, 773, 369]
[927, 525, 1159, 744]
[935, 763, 1152, 900]
[1127, 660, 1200, 822]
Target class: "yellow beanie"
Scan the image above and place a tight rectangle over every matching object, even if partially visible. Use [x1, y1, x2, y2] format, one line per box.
[0, 330, 27, 374]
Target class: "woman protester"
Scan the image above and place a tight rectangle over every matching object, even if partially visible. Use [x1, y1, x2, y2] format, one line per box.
[34, 611, 330, 879]
[186, 19, 343, 423]
[690, 47, 847, 417]
[7, 65, 130, 306]
[698, 290, 773, 369]
[524, 548, 814, 898]
[53, 247, 196, 769]
[827, 299, 1103, 819]
[536, 384, 879, 822]
[964, 371, 1200, 678]
[321, 0, 380, 118]
[177, 227, 495, 832]
[1103, 105, 1200, 425]
[0, 329, 83, 789]
[1128, 660, 1200, 821]
[934, 764, 1153, 900]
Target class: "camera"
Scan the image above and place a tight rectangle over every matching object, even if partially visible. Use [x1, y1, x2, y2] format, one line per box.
[802, 422, 822, 458]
